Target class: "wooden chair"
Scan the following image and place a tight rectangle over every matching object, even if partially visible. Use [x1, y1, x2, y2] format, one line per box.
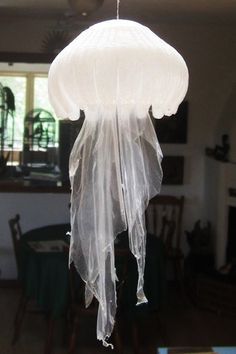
[9, 214, 57, 354]
[68, 247, 130, 354]
[146, 195, 185, 294]
[9, 214, 30, 345]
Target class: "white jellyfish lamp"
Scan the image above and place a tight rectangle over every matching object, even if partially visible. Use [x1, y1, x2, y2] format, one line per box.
[48, 19, 188, 348]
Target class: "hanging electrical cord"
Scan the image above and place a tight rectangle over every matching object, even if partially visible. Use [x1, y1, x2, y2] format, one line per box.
[116, 0, 120, 19]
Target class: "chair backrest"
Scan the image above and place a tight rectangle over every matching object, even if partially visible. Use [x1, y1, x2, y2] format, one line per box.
[9, 214, 22, 277]
[146, 195, 184, 252]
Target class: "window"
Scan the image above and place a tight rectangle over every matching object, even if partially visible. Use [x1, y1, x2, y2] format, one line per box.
[0, 75, 26, 150]
[34, 76, 52, 111]
[0, 64, 57, 166]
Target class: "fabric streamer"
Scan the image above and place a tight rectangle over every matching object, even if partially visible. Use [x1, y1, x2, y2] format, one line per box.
[48, 19, 188, 347]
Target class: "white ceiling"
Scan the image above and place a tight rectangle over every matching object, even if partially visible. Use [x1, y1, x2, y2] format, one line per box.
[0, 0, 236, 24]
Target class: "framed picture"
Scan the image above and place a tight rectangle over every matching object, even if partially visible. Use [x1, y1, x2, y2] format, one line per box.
[151, 101, 188, 144]
[162, 156, 184, 185]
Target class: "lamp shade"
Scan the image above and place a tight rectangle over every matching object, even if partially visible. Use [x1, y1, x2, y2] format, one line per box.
[49, 19, 188, 121]
[48, 19, 188, 348]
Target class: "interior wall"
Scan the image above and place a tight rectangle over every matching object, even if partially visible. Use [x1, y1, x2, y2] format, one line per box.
[152, 22, 236, 248]
[1, 16, 236, 276]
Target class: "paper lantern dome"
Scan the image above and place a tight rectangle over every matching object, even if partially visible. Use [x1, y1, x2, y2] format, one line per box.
[49, 19, 188, 121]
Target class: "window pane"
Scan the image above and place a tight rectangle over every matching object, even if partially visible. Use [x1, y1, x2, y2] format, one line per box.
[34, 76, 58, 146]
[34, 76, 53, 112]
[0, 76, 26, 150]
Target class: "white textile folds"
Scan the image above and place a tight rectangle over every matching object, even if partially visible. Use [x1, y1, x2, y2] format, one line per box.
[69, 108, 163, 346]
[48, 19, 188, 347]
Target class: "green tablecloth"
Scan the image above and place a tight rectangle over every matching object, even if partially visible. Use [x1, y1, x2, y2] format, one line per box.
[20, 224, 71, 318]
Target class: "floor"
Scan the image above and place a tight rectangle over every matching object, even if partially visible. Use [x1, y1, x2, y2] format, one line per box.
[0, 284, 236, 354]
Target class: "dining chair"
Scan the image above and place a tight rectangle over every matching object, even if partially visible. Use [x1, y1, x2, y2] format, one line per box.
[9, 214, 30, 345]
[9, 214, 67, 354]
[146, 195, 185, 294]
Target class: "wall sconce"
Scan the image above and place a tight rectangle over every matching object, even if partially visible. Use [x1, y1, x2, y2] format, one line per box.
[68, 0, 104, 16]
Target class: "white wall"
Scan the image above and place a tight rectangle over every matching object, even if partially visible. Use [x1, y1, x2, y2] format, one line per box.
[153, 22, 236, 252]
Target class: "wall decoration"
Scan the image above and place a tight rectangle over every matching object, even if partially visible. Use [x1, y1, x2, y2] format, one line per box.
[68, 0, 104, 16]
[152, 101, 188, 144]
[162, 156, 184, 185]
[41, 30, 71, 54]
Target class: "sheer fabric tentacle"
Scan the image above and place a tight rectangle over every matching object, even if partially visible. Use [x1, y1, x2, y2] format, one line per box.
[48, 19, 188, 347]
[68, 108, 162, 345]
